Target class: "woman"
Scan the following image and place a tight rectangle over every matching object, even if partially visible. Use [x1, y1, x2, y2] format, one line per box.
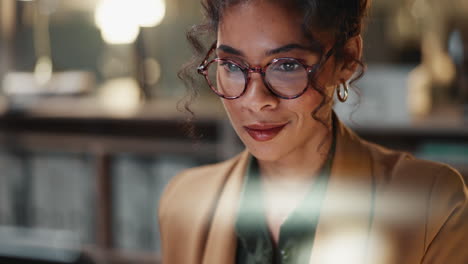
[159, 0, 468, 263]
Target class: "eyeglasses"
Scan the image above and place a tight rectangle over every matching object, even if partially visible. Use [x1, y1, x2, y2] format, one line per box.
[197, 42, 335, 100]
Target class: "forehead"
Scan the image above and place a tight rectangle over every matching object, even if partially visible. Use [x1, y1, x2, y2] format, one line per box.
[217, 1, 314, 54]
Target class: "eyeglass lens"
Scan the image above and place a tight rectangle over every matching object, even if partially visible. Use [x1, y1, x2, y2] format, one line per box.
[265, 58, 308, 98]
[205, 58, 309, 98]
[208, 60, 245, 98]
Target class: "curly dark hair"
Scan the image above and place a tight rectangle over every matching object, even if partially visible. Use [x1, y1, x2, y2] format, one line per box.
[178, 0, 370, 136]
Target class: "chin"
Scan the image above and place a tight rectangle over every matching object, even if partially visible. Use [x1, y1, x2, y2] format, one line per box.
[243, 140, 288, 162]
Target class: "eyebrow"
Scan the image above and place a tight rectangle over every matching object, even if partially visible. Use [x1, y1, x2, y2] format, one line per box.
[217, 45, 245, 56]
[217, 43, 323, 57]
[266, 43, 320, 56]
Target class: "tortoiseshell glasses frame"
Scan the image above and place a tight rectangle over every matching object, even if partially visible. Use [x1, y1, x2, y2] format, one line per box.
[197, 42, 336, 100]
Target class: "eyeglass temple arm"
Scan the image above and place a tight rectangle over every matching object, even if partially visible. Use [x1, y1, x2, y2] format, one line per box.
[198, 42, 217, 73]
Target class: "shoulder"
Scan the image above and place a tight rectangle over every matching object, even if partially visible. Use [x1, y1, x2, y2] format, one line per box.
[158, 151, 247, 222]
[336, 121, 468, 261]
[363, 139, 467, 240]
[360, 138, 466, 218]
[362, 139, 465, 189]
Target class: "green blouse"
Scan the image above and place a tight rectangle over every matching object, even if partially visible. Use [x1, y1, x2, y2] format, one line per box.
[235, 144, 335, 264]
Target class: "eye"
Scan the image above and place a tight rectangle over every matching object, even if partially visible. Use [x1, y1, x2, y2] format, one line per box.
[220, 61, 242, 72]
[277, 61, 301, 72]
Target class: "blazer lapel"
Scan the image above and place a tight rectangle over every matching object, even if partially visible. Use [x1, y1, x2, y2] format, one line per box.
[200, 117, 375, 264]
[202, 151, 250, 264]
[309, 118, 375, 263]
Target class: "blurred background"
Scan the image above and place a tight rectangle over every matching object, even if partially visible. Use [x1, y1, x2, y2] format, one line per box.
[0, 0, 466, 263]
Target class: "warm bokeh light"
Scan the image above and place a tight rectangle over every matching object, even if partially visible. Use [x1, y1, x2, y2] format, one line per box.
[143, 58, 162, 86]
[95, 0, 166, 44]
[408, 66, 432, 117]
[135, 0, 166, 28]
[34, 56, 53, 87]
[95, 0, 140, 44]
[98, 77, 141, 117]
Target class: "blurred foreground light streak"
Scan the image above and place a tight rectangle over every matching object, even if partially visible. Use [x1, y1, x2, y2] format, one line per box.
[209, 179, 430, 263]
[315, 227, 393, 264]
[213, 180, 429, 227]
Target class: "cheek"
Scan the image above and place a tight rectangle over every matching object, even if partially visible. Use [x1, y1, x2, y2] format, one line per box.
[222, 100, 243, 123]
[289, 86, 333, 120]
[310, 70, 337, 105]
[300, 87, 327, 107]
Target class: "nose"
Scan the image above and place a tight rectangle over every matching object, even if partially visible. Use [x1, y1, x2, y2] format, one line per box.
[241, 71, 279, 112]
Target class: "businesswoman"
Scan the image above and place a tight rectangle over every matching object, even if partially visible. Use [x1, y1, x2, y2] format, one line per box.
[159, 0, 468, 263]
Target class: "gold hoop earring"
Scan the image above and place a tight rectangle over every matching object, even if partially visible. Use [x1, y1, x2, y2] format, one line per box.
[337, 81, 349, 102]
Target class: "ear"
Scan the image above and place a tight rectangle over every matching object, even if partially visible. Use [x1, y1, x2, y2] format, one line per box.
[336, 35, 363, 83]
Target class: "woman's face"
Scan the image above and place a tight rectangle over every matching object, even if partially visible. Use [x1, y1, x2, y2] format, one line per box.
[217, 0, 342, 162]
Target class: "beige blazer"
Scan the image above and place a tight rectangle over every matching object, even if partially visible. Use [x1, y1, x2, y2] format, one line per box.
[158, 120, 468, 264]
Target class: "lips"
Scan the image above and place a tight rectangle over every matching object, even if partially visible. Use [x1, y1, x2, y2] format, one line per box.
[243, 123, 288, 142]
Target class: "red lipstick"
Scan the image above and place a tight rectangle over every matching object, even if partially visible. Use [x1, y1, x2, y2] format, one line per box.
[244, 123, 288, 142]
